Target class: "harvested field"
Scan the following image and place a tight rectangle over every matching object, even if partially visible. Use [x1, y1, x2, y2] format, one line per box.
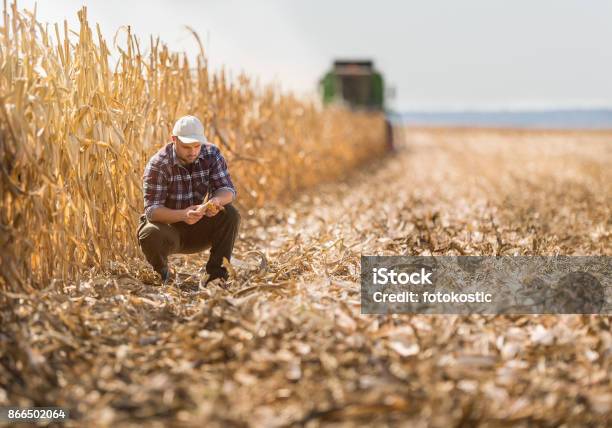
[2, 128, 611, 427]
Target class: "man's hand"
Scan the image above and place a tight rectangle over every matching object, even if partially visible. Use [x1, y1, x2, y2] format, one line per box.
[183, 205, 205, 225]
[186, 197, 225, 222]
[181, 197, 227, 224]
[203, 197, 224, 217]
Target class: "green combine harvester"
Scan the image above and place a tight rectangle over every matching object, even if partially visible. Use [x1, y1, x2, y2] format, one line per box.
[320, 59, 395, 151]
[320, 60, 385, 110]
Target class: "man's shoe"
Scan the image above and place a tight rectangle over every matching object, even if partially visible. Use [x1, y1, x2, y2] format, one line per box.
[159, 266, 172, 284]
[204, 270, 229, 286]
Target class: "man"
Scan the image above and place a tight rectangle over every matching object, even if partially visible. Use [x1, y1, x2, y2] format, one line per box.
[137, 115, 240, 284]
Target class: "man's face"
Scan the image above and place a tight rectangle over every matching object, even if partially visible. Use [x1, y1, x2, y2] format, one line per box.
[173, 136, 202, 165]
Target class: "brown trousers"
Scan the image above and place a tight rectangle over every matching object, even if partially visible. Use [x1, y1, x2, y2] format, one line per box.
[137, 204, 241, 278]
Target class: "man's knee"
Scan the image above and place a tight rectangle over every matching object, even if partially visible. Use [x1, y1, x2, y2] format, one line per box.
[138, 222, 166, 249]
[222, 204, 241, 225]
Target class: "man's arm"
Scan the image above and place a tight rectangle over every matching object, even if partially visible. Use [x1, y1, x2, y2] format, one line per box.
[211, 188, 234, 206]
[208, 146, 237, 208]
[149, 206, 192, 224]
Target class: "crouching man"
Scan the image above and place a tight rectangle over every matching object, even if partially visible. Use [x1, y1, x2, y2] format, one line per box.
[137, 115, 240, 284]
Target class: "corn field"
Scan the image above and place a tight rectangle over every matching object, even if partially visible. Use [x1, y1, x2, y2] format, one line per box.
[1, 3, 611, 428]
[0, 3, 386, 289]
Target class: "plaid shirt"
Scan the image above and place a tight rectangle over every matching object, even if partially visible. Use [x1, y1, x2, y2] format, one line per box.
[142, 142, 236, 221]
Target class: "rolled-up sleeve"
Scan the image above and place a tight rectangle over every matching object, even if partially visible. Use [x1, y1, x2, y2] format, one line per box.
[209, 148, 236, 200]
[143, 161, 168, 221]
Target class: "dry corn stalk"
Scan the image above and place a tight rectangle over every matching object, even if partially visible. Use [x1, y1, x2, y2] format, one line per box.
[0, 3, 387, 290]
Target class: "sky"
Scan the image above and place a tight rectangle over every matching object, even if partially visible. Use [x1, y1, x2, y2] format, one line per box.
[16, 0, 612, 111]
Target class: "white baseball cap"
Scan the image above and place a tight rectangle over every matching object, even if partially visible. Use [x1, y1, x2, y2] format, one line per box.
[172, 115, 208, 145]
